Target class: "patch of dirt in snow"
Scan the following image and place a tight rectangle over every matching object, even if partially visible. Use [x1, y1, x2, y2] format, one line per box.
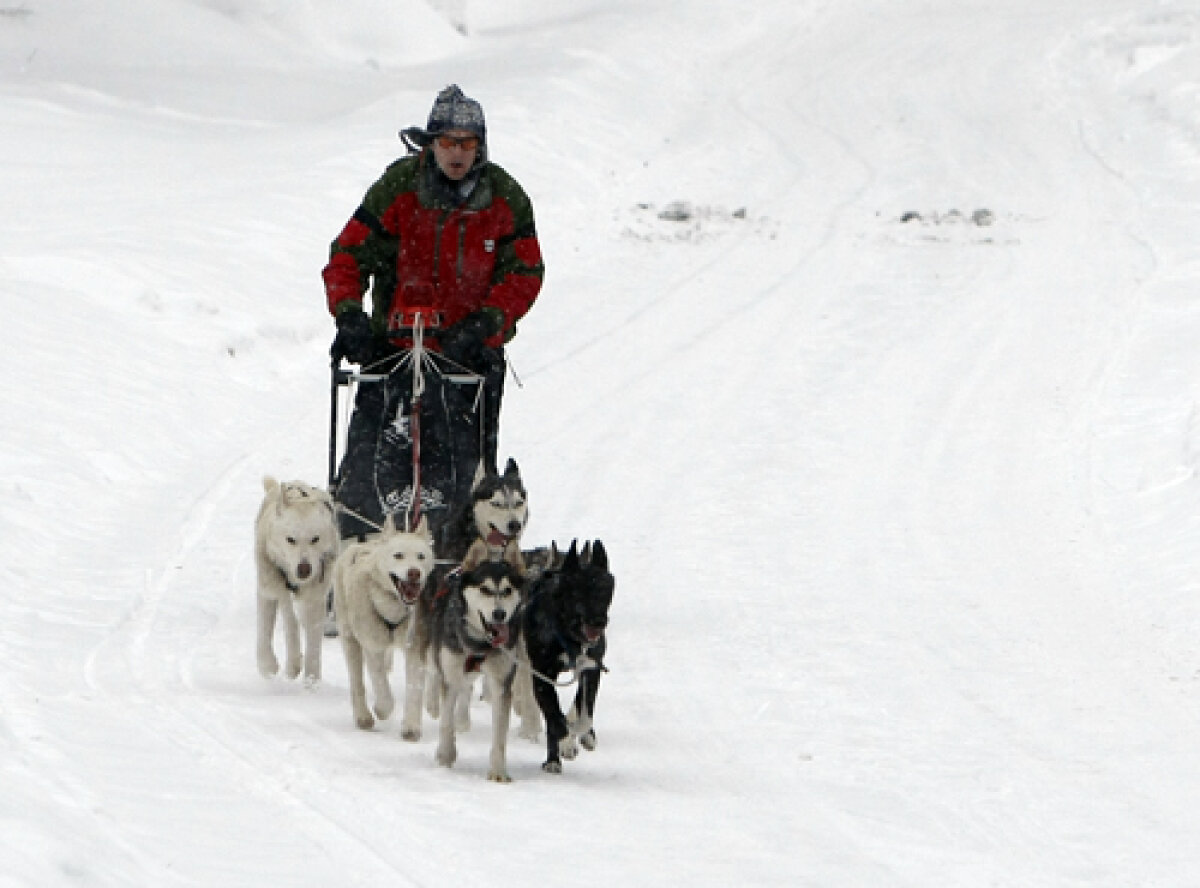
[879, 207, 1031, 246]
[615, 201, 779, 244]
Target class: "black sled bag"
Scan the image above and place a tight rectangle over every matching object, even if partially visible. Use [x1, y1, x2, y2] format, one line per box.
[335, 363, 482, 549]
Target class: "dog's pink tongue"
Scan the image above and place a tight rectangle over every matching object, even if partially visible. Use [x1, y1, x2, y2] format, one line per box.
[490, 623, 510, 646]
[394, 576, 420, 604]
[486, 527, 508, 546]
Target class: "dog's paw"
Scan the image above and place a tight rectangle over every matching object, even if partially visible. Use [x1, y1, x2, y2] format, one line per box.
[400, 724, 421, 742]
[257, 651, 279, 678]
[518, 722, 541, 742]
[374, 696, 395, 721]
[303, 675, 321, 691]
[559, 738, 579, 761]
[355, 712, 375, 730]
[487, 769, 512, 783]
[435, 744, 457, 768]
[541, 760, 563, 774]
[285, 655, 303, 680]
[579, 728, 596, 751]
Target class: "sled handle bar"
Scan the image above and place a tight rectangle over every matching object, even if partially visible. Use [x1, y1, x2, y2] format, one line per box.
[333, 368, 387, 385]
[331, 363, 480, 388]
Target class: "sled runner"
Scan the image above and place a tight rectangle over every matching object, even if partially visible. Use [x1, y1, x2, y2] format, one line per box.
[328, 310, 488, 555]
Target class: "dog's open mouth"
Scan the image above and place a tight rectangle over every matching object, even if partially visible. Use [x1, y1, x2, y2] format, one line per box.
[485, 524, 511, 547]
[391, 574, 423, 605]
[484, 619, 511, 647]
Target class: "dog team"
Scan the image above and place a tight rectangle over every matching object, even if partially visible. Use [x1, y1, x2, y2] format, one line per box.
[254, 460, 615, 782]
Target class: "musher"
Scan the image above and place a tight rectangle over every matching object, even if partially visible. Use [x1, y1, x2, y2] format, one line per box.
[323, 84, 544, 542]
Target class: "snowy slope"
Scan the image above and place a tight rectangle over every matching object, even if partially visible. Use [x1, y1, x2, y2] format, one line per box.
[4, 0, 1200, 885]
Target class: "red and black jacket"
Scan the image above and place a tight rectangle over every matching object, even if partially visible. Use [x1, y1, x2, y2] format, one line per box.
[322, 151, 544, 347]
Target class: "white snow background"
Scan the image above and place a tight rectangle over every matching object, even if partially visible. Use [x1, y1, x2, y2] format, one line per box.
[4, 0, 1200, 885]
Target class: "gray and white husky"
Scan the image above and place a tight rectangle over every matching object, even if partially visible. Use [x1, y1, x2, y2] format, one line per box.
[466, 457, 529, 558]
[332, 512, 435, 737]
[429, 539, 526, 782]
[254, 477, 339, 685]
[420, 457, 535, 734]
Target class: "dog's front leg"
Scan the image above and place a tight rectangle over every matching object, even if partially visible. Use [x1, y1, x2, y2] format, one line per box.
[514, 642, 541, 741]
[455, 676, 472, 732]
[256, 594, 280, 677]
[299, 591, 325, 686]
[485, 666, 514, 782]
[341, 633, 374, 729]
[424, 662, 441, 720]
[400, 640, 425, 741]
[569, 667, 600, 751]
[435, 669, 460, 768]
[279, 595, 303, 679]
[364, 648, 394, 721]
[530, 660, 570, 773]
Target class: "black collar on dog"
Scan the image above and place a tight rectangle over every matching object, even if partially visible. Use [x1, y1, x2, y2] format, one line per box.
[276, 565, 300, 594]
[376, 598, 410, 633]
[554, 627, 586, 660]
[381, 612, 407, 632]
[461, 626, 498, 654]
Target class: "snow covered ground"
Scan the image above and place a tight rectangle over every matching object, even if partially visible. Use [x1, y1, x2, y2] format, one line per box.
[4, 0, 1200, 884]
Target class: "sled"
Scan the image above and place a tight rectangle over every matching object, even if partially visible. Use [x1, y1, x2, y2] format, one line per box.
[327, 310, 488, 555]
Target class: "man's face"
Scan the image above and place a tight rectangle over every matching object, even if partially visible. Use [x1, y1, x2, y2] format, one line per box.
[431, 129, 480, 181]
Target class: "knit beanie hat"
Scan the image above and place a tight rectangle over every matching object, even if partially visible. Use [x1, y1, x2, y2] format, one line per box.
[426, 84, 486, 139]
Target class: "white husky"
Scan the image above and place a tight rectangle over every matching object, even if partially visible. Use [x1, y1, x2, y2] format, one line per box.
[333, 513, 435, 737]
[254, 477, 339, 685]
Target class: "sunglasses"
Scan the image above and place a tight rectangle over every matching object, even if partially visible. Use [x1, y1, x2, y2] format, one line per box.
[435, 134, 480, 151]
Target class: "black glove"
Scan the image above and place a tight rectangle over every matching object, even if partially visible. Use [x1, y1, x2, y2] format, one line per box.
[438, 309, 502, 368]
[331, 308, 374, 364]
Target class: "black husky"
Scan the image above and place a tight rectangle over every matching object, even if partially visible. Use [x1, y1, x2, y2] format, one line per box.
[521, 540, 615, 773]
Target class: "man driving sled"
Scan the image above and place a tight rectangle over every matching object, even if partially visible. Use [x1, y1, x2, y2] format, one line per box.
[323, 84, 544, 542]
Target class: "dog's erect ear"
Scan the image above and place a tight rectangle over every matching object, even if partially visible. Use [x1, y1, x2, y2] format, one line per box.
[581, 540, 592, 564]
[262, 476, 280, 496]
[503, 540, 526, 576]
[503, 458, 520, 479]
[463, 539, 489, 572]
[415, 513, 431, 540]
[382, 512, 399, 536]
[590, 540, 608, 572]
[471, 460, 487, 493]
[563, 539, 580, 572]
